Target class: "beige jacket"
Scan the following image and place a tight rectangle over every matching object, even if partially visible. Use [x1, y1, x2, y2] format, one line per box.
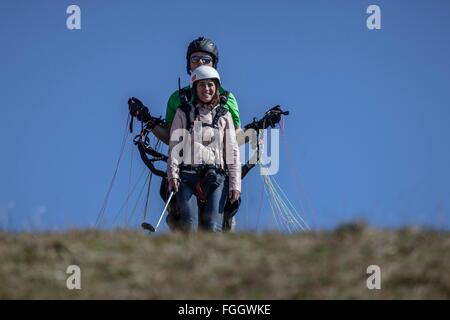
[167, 104, 241, 192]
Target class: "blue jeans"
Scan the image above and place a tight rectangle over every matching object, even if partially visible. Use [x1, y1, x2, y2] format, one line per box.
[177, 169, 228, 233]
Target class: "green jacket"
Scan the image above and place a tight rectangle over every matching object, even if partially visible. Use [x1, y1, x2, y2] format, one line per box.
[165, 86, 241, 127]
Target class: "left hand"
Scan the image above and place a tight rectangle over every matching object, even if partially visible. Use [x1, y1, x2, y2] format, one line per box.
[229, 190, 240, 204]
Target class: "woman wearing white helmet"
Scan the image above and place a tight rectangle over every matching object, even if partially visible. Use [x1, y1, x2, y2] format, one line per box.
[167, 66, 241, 232]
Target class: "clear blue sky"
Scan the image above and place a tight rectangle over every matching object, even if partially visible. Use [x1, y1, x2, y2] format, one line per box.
[1, 0, 449, 232]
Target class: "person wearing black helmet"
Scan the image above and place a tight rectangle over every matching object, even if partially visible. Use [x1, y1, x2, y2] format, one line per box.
[166, 37, 240, 130]
[185, 36, 220, 74]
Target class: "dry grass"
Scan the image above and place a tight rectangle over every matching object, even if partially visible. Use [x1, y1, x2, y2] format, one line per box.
[1, 223, 449, 299]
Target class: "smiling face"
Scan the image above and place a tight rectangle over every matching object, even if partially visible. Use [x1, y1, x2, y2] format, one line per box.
[195, 79, 217, 104]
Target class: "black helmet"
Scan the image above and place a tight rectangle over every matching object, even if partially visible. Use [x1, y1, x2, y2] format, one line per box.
[186, 36, 219, 74]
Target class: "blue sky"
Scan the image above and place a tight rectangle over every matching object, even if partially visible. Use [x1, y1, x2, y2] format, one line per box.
[1, 0, 449, 232]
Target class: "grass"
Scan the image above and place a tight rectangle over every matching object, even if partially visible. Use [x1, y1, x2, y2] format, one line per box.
[0, 223, 449, 299]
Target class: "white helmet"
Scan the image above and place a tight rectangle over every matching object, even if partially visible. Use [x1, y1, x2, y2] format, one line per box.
[190, 65, 221, 85]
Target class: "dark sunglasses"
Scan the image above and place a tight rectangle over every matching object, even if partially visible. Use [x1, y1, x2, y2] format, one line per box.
[190, 55, 213, 64]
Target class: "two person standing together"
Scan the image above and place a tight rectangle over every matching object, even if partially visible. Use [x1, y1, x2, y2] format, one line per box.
[151, 37, 242, 233]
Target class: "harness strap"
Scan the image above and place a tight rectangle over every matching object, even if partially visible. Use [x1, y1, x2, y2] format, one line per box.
[178, 89, 230, 131]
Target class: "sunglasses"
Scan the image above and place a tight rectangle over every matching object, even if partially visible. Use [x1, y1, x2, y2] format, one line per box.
[190, 55, 213, 64]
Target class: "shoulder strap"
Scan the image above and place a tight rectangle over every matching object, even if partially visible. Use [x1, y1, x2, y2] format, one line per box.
[210, 91, 230, 128]
[178, 84, 194, 131]
[211, 106, 227, 129]
[220, 90, 230, 106]
[178, 87, 192, 104]
[179, 102, 193, 132]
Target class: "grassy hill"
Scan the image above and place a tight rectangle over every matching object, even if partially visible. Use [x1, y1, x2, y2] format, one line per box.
[1, 223, 449, 299]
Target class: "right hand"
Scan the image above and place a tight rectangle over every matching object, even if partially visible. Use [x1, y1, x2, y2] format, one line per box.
[128, 97, 144, 116]
[168, 178, 180, 193]
[128, 97, 150, 122]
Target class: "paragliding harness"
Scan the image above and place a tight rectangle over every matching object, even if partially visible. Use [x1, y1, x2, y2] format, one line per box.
[177, 84, 230, 203]
[127, 91, 288, 232]
[178, 85, 230, 132]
